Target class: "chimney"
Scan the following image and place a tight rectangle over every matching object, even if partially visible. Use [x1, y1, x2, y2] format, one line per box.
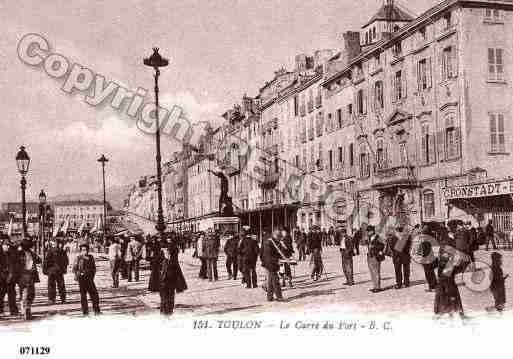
[342, 31, 361, 62]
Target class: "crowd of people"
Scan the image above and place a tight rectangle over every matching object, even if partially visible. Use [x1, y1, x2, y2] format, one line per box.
[0, 218, 509, 321]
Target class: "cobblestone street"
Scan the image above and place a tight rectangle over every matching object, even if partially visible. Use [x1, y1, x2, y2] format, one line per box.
[2, 246, 511, 328]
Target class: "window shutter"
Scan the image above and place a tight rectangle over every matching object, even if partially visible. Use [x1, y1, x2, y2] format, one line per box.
[363, 88, 367, 114]
[390, 74, 396, 103]
[438, 50, 444, 81]
[454, 126, 461, 158]
[421, 133, 427, 165]
[428, 133, 436, 164]
[427, 57, 433, 88]
[451, 46, 458, 78]
[408, 138, 416, 165]
[414, 61, 420, 93]
[437, 129, 446, 161]
[498, 114, 505, 150]
[402, 71, 407, 99]
[371, 84, 375, 112]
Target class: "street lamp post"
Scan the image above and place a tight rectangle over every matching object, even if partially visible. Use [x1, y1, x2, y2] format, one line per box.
[144, 48, 168, 235]
[16, 146, 30, 239]
[39, 189, 46, 258]
[97, 154, 109, 237]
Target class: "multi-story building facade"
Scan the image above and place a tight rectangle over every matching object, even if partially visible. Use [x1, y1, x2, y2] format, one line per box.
[321, 0, 513, 231]
[53, 200, 107, 230]
[125, 0, 513, 235]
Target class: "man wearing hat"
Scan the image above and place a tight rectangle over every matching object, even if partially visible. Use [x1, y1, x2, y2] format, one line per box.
[43, 238, 69, 304]
[72, 242, 101, 315]
[388, 226, 412, 289]
[0, 239, 10, 314]
[367, 226, 385, 293]
[126, 235, 143, 282]
[18, 239, 41, 320]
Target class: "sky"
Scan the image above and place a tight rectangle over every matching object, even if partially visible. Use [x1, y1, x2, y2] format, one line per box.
[0, 0, 439, 204]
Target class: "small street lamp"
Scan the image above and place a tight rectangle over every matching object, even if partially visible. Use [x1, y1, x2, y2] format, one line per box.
[97, 154, 109, 236]
[144, 48, 169, 235]
[16, 146, 30, 239]
[39, 189, 46, 257]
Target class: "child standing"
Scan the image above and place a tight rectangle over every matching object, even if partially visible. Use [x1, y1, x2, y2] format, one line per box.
[489, 252, 508, 312]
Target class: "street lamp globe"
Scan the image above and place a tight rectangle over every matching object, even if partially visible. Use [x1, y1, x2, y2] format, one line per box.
[39, 189, 46, 204]
[16, 145, 30, 175]
[143, 48, 169, 68]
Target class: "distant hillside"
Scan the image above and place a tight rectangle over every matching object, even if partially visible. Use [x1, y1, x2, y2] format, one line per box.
[48, 184, 132, 210]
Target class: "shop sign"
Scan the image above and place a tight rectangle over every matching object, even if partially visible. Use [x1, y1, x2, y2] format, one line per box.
[442, 180, 513, 200]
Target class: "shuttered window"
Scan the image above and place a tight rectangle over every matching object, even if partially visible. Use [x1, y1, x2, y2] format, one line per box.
[490, 112, 505, 153]
[488, 48, 504, 81]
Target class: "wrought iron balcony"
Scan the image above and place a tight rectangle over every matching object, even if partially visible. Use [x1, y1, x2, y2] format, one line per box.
[259, 171, 280, 188]
[373, 165, 418, 189]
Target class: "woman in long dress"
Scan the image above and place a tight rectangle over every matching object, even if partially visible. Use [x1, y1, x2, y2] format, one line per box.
[434, 222, 465, 318]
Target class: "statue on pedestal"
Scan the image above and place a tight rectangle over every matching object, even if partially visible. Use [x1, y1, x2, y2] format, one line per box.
[208, 168, 234, 217]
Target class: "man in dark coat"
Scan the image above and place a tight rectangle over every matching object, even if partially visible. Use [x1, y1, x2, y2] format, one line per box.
[296, 230, 306, 261]
[418, 224, 438, 292]
[485, 220, 497, 251]
[353, 228, 362, 255]
[159, 241, 187, 315]
[148, 235, 163, 291]
[73, 243, 100, 315]
[280, 229, 294, 287]
[0, 239, 10, 314]
[18, 239, 41, 320]
[4, 241, 22, 315]
[240, 233, 259, 288]
[309, 227, 323, 280]
[43, 239, 69, 304]
[339, 230, 355, 285]
[260, 231, 283, 301]
[224, 235, 239, 280]
[389, 226, 412, 289]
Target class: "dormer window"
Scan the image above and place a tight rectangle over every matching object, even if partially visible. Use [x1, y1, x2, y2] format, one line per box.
[419, 26, 426, 41]
[443, 12, 452, 29]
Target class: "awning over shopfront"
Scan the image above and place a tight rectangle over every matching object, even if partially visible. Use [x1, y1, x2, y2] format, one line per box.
[442, 179, 513, 212]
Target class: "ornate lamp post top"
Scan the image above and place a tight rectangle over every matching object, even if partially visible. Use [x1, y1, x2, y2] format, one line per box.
[143, 48, 169, 68]
[39, 189, 46, 204]
[97, 154, 109, 164]
[16, 145, 30, 175]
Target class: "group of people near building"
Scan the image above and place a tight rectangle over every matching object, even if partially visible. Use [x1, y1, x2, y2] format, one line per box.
[0, 217, 508, 320]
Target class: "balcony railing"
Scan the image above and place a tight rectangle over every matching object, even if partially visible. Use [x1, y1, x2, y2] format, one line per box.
[259, 172, 280, 189]
[307, 100, 314, 113]
[374, 165, 417, 187]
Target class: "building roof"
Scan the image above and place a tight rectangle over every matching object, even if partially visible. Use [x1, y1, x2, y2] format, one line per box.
[324, 0, 513, 87]
[363, 3, 415, 28]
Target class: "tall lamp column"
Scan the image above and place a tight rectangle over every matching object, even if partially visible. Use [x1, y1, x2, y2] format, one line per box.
[16, 146, 30, 239]
[98, 154, 109, 237]
[144, 48, 168, 235]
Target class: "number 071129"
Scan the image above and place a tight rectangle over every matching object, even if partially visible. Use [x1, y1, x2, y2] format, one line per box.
[19, 346, 51, 355]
